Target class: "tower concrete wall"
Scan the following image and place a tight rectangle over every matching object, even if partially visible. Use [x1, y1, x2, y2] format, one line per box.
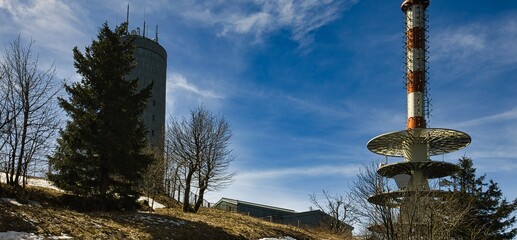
[127, 36, 167, 153]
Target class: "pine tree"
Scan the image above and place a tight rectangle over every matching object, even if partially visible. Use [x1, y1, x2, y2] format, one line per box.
[451, 157, 517, 239]
[49, 23, 153, 210]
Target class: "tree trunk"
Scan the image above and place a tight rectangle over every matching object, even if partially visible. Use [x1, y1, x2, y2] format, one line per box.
[99, 157, 109, 211]
[14, 92, 30, 186]
[193, 182, 207, 212]
[8, 147, 15, 184]
[182, 170, 195, 212]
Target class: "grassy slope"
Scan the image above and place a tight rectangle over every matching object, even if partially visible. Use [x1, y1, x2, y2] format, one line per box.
[0, 185, 350, 240]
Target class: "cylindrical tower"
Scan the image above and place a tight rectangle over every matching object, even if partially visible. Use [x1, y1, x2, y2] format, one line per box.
[365, 0, 471, 234]
[402, 0, 430, 192]
[126, 34, 167, 154]
[403, 0, 428, 130]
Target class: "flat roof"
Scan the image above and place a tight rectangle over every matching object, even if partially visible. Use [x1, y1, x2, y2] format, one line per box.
[214, 197, 295, 213]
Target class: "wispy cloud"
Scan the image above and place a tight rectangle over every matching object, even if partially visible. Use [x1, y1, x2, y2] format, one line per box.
[0, 0, 94, 81]
[285, 95, 352, 120]
[476, 158, 517, 173]
[237, 164, 360, 181]
[432, 30, 485, 61]
[168, 72, 223, 99]
[205, 163, 361, 211]
[430, 14, 517, 83]
[452, 108, 517, 129]
[173, 0, 358, 48]
[0, 0, 89, 54]
[438, 108, 517, 176]
[165, 72, 225, 117]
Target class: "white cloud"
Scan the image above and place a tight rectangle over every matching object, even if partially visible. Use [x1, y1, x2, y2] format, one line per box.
[232, 12, 271, 34]
[285, 95, 353, 119]
[0, 0, 94, 82]
[452, 108, 517, 129]
[168, 72, 223, 99]
[430, 14, 517, 82]
[237, 164, 360, 181]
[174, 0, 358, 47]
[165, 72, 225, 117]
[204, 164, 360, 211]
[0, 0, 88, 54]
[431, 28, 486, 62]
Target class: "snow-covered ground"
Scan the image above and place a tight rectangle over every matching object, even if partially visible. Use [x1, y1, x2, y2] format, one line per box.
[1, 198, 23, 206]
[1, 173, 169, 237]
[1, 174, 165, 210]
[137, 196, 166, 210]
[0, 174, 61, 191]
[0, 231, 72, 240]
[0, 175, 300, 240]
[0, 198, 72, 239]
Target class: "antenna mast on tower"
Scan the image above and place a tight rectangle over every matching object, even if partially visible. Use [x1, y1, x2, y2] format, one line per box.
[365, 0, 472, 236]
[155, 25, 159, 42]
[126, 4, 130, 34]
[143, 7, 146, 38]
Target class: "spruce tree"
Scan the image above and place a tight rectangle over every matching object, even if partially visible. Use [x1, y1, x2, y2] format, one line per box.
[451, 157, 517, 239]
[49, 23, 153, 210]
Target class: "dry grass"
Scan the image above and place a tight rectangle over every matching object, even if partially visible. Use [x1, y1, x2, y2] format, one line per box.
[0, 185, 352, 239]
[158, 207, 349, 240]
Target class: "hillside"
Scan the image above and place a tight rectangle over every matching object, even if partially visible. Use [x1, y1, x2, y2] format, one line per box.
[0, 185, 351, 240]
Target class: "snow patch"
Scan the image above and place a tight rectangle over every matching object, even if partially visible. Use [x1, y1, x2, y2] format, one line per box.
[1, 174, 168, 210]
[259, 237, 297, 240]
[48, 234, 73, 239]
[1, 198, 23, 206]
[0, 231, 72, 240]
[25, 178, 62, 192]
[138, 196, 166, 210]
[0, 174, 61, 192]
[0, 231, 39, 240]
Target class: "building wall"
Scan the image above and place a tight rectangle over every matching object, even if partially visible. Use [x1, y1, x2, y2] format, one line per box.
[213, 198, 294, 218]
[237, 203, 293, 218]
[280, 210, 326, 227]
[213, 198, 353, 234]
[126, 36, 167, 153]
[214, 201, 238, 212]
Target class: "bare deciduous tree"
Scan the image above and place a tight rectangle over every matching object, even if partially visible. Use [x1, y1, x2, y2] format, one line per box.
[163, 128, 182, 202]
[193, 111, 235, 212]
[167, 106, 235, 212]
[350, 161, 474, 239]
[349, 161, 397, 239]
[0, 65, 14, 138]
[309, 190, 356, 235]
[141, 138, 165, 212]
[0, 36, 61, 189]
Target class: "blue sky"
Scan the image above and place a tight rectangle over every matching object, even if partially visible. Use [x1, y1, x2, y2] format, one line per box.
[1, 0, 517, 213]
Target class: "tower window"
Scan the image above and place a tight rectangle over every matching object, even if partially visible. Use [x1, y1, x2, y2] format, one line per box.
[152, 115, 155, 121]
[152, 100, 156, 106]
[151, 130, 154, 136]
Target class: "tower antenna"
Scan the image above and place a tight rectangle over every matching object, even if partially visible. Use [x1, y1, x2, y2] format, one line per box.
[155, 25, 159, 42]
[143, 7, 146, 38]
[126, 4, 130, 34]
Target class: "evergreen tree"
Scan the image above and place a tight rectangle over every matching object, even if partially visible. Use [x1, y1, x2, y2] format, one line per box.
[451, 157, 517, 239]
[49, 23, 153, 210]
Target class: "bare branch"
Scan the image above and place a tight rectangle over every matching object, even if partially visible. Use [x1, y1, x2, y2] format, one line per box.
[0, 36, 62, 189]
[165, 106, 235, 213]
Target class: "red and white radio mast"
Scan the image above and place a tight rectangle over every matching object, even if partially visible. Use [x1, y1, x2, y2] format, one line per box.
[365, 0, 472, 232]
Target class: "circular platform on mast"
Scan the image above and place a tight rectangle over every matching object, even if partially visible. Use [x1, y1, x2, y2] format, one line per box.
[367, 189, 453, 206]
[377, 161, 459, 179]
[367, 128, 471, 157]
